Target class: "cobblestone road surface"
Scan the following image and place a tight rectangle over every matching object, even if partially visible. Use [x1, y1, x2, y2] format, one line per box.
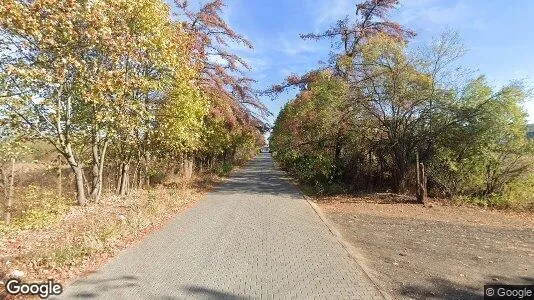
[57, 153, 383, 299]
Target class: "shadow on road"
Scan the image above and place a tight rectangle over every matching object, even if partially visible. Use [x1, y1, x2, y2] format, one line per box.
[53, 275, 140, 299]
[215, 153, 302, 199]
[181, 285, 245, 299]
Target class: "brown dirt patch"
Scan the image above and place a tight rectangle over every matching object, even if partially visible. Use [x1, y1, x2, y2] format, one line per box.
[317, 195, 534, 299]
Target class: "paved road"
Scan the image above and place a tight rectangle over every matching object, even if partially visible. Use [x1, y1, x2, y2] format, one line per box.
[57, 153, 383, 299]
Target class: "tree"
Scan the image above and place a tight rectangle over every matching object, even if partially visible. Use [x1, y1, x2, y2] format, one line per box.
[270, 71, 349, 187]
[172, 0, 267, 176]
[153, 79, 208, 180]
[0, 0, 205, 202]
[174, 0, 268, 122]
[268, 0, 414, 95]
[0, 0, 266, 213]
[270, 25, 532, 204]
[429, 77, 531, 197]
[1, 0, 100, 204]
[349, 33, 435, 192]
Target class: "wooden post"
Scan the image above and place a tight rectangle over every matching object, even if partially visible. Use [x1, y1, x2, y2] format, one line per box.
[416, 151, 426, 204]
[416, 151, 420, 191]
[419, 162, 427, 203]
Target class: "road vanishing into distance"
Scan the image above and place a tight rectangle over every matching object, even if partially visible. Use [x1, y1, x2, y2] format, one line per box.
[56, 153, 383, 299]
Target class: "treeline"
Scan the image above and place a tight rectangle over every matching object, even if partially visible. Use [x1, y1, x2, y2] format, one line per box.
[270, 0, 533, 207]
[0, 0, 266, 213]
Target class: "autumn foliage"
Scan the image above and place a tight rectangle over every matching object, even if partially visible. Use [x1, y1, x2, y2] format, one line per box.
[0, 0, 266, 210]
[270, 1, 534, 208]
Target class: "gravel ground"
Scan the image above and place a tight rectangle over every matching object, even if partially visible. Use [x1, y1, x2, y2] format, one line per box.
[318, 197, 534, 299]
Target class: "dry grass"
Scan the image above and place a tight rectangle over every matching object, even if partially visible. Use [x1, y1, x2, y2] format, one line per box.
[0, 174, 221, 296]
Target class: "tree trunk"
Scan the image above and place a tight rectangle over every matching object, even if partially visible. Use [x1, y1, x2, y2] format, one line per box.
[392, 148, 409, 193]
[90, 141, 108, 202]
[119, 162, 130, 196]
[416, 152, 427, 204]
[333, 132, 343, 178]
[72, 165, 87, 205]
[90, 146, 99, 201]
[56, 154, 62, 198]
[97, 142, 108, 199]
[134, 161, 141, 189]
[64, 146, 87, 205]
[144, 152, 150, 188]
[231, 146, 237, 162]
[184, 155, 193, 180]
[116, 163, 122, 194]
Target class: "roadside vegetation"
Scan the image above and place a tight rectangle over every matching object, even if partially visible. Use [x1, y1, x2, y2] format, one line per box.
[269, 0, 534, 210]
[0, 0, 265, 286]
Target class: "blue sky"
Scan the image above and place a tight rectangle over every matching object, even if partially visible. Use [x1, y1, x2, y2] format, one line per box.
[201, 0, 534, 125]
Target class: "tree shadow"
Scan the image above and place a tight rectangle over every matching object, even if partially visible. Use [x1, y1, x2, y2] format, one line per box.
[181, 285, 245, 300]
[399, 277, 482, 299]
[209, 154, 304, 199]
[399, 275, 534, 299]
[51, 275, 140, 299]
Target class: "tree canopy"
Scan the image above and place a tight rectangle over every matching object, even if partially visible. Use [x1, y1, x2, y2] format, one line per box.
[270, 0, 533, 207]
[0, 0, 266, 205]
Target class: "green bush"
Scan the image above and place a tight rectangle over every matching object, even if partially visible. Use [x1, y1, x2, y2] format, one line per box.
[500, 172, 534, 210]
[453, 171, 534, 210]
[453, 195, 509, 208]
[216, 162, 233, 176]
[149, 168, 167, 185]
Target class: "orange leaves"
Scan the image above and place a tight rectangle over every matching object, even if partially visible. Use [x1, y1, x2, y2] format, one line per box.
[286, 75, 302, 85]
[175, 0, 268, 129]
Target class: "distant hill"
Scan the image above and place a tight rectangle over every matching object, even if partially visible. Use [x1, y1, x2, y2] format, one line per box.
[528, 124, 534, 139]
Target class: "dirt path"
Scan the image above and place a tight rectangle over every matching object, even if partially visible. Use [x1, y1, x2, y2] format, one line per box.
[319, 198, 534, 299]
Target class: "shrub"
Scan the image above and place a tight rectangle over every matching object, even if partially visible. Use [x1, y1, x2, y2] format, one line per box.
[216, 162, 233, 176]
[453, 171, 534, 210]
[453, 195, 509, 208]
[500, 171, 534, 210]
[149, 168, 167, 185]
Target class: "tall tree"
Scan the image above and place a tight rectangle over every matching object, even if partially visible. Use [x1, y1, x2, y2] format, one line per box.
[174, 0, 268, 121]
[269, 0, 414, 94]
[0, 0, 195, 203]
